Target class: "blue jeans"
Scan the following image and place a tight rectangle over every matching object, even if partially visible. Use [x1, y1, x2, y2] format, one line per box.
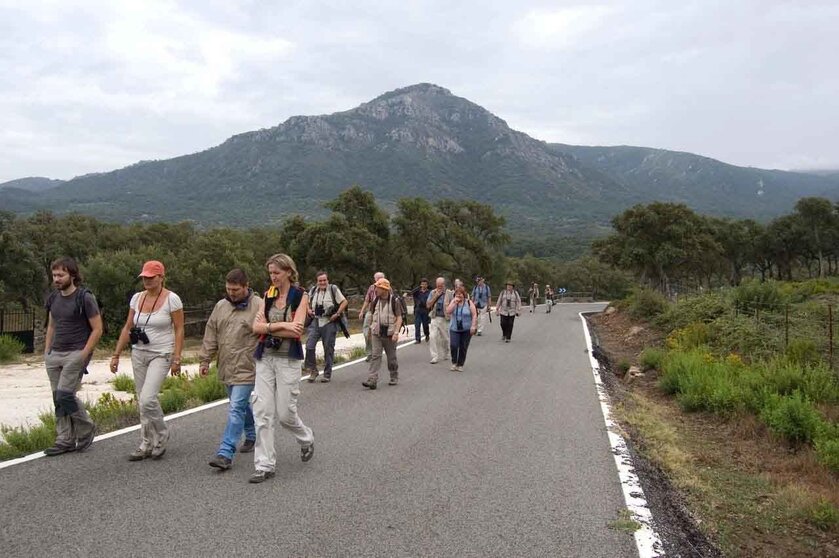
[415, 312, 430, 342]
[217, 384, 256, 459]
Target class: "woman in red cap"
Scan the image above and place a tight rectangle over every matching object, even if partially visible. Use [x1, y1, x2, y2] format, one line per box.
[110, 260, 184, 461]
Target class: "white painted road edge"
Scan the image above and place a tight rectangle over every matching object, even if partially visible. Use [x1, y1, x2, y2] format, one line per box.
[0, 339, 417, 471]
[579, 312, 665, 558]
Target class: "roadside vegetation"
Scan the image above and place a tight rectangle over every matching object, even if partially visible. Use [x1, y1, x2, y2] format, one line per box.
[0, 368, 227, 461]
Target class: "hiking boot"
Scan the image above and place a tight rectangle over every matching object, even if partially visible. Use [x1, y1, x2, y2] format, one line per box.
[388, 378, 398, 386]
[306, 369, 318, 383]
[505, 339, 510, 343]
[476, 331, 482, 336]
[128, 448, 151, 461]
[301, 443, 314, 462]
[76, 427, 97, 453]
[320, 376, 331, 383]
[209, 455, 232, 470]
[415, 339, 422, 344]
[425, 336, 429, 343]
[248, 470, 275, 484]
[239, 439, 255, 453]
[361, 380, 377, 390]
[44, 444, 75, 457]
[150, 446, 166, 460]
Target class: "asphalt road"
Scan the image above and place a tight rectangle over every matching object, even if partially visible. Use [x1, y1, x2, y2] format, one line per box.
[1, 302, 639, 558]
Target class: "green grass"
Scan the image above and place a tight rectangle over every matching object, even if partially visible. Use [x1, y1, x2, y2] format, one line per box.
[639, 347, 666, 371]
[111, 374, 135, 393]
[0, 368, 229, 461]
[0, 334, 25, 364]
[659, 349, 839, 470]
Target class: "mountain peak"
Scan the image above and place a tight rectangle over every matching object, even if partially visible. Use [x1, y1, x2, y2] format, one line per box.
[374, 83, 453, 100]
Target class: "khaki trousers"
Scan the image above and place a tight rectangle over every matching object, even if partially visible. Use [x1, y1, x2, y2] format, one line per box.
[252, 354, 314, 473]
[367, 334, 398, 384]
[429, 316, 450, 361]
[45, 350, 95, 448]
[131, 350, 171, 452]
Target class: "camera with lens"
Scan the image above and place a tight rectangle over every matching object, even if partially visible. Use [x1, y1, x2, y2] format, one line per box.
[379, 324, 389, 337]
[314, 304, 325, 317]
[265, 337, 284, 350]
[456, 320, 464, 330]
[129, 327, 150, 345]
[506, 299, 511, 308]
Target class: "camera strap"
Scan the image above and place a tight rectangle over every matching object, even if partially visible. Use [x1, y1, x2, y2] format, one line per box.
[135, 291, 161, 330]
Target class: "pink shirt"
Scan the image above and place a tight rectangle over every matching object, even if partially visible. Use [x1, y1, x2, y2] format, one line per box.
[364, 284, 376, 305]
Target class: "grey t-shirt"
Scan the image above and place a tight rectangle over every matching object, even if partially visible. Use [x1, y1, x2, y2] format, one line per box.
[48, 290, 99, 352]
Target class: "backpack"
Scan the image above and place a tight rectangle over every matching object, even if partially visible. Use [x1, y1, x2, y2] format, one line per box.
[45, 287, 103, 333]
[372, 293, 409, 334]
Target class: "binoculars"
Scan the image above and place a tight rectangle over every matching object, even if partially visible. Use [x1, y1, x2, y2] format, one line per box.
[265, 337, 284, 350]
[129, 327, 150, 345]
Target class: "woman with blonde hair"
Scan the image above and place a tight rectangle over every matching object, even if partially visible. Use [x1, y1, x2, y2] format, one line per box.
[249, 253, 315, 483]
[110, 260, 184, 461]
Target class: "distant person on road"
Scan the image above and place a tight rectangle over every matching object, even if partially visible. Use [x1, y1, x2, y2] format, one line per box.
[362, 278, 403, 389]
[545, 284, 554, 314]
[110, 260, 184, 462]
[470, 276, 492, 336]
[358, 272, 385, 362]
[303, 270, 348, 383]
[426, 276, 453, 364]
[447, 286, 478, 371]
[411, 278, 431, 344]
[42, 256, 103, 457]
[199, 268, 262, 472]
[496, 281, 522, 342]
[528, 283, 540, 313]
[249, 253, 315, 483]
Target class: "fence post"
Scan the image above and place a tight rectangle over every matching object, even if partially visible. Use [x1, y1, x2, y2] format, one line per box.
[829, 304, 834, 369]
[784, 304, 789, 350]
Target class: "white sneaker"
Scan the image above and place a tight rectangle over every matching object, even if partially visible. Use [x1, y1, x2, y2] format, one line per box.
[430, 358, 438, 364]
[456, 366, 463, 372]
[450, 364, 457, 371]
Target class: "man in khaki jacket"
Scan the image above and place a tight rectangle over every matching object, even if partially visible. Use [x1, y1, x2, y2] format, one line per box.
[199, 269, 263, 471]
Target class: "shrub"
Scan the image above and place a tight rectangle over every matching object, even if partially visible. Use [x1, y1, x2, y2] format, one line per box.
[814, 432, 839, 473]
[626, 288, 669, 321]
[731, 279, 784, 311]
[111, 375, 136, 393]
[189, 370, 227, 403]
[804, 498, 839, 531]
[657, 292, 730, 331]
[616, 359, 631, 375]
[87, 392, 138, 431]
[785, 339, 821, 366]
[667, 322, 710, 351]
[639, 347, 666, 371]
[759, 392, 824, 445]
[159, 388, 189, 414]
[0, 413, 56, 460]
[0, 334, 25, 364]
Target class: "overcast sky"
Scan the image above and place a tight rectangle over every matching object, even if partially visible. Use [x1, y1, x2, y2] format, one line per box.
[1, 0, 838, 183]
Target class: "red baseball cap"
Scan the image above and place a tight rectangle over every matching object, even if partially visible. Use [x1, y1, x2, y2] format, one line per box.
[138, 260, 165, 278]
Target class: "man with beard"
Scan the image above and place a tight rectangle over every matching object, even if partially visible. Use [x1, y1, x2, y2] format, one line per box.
[43, 256, 103, 456]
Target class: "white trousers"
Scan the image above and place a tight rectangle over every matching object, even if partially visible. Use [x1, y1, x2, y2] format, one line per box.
[252, 354, 314, 473]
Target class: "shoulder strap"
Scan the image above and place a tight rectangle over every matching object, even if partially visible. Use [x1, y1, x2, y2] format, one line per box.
[330, 284, 338, 303]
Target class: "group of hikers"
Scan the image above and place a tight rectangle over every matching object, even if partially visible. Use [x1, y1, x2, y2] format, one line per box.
[40, 254, 558, 484]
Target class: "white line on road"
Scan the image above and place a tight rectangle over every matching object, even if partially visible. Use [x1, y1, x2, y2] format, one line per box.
[580, 312, 665, 558]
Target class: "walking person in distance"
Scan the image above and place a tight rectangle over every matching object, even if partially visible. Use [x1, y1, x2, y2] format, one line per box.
[358, 272, 385, 362]
[362, 278, 403, 389]
[496, 281, 522, 343]
[110, 260, 184, 461]
[303, 270, 348, 383]
[447, 286, 478, 371]
[470, 275, 491, 336]
[411, 278, 431, 344]
[42, 256, 103, 456]
[426, 277, 453, 364]
[249, 253, 314, 483]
